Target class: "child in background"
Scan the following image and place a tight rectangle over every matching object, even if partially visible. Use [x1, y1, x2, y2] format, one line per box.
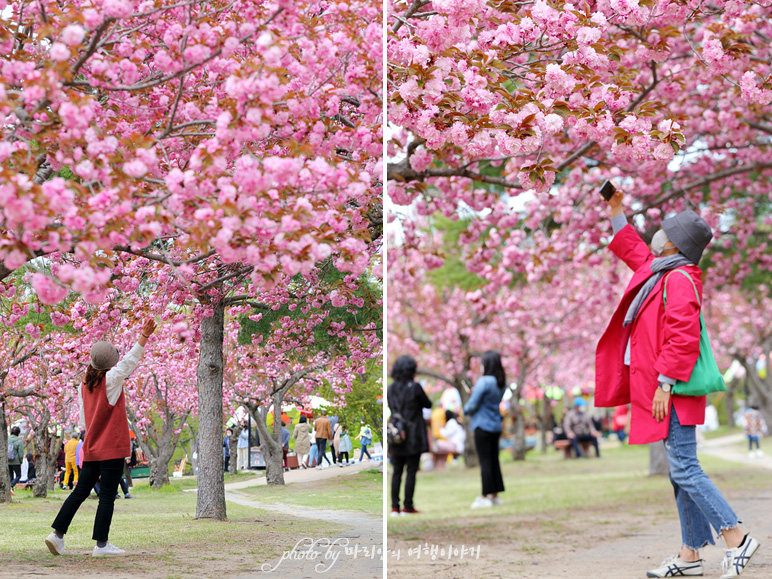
[338, 426, 353, 466]
[743, 404, 768, 458]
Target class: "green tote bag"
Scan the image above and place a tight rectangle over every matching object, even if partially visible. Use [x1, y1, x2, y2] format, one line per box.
[663, 269, 727, 396]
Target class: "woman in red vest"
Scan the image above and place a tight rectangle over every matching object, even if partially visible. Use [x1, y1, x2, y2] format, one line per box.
[45, 319, 157, 557]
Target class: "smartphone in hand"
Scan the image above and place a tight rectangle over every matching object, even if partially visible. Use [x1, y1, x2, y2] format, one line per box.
[599, 180, 616, 201]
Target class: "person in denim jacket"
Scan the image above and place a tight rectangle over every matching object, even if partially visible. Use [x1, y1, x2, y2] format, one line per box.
[463, 351, 506, 510]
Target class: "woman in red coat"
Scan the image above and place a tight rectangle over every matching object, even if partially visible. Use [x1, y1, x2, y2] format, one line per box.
[595, 190, 759, 579]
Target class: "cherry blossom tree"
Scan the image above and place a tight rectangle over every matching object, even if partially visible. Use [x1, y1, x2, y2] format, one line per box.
[227, 268, 382, 485]
[388, 227, 613, 463]
[388, 0, 772, 286]
[2, 0, 383, 292]
[3, 0, 383, 518]
[388, 0, 772, 474]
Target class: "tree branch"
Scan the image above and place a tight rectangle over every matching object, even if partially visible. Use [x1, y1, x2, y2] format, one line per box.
[69, 18, 115, 78]
[746, 120, 772, 135]
[387, 157, 522, 189]
[392, 0, 431, 33]
[633, 161, 772, 214]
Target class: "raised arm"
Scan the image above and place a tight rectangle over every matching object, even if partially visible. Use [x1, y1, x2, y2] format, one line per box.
[606, 188, 653, 272]
[105, 319, 158, 406]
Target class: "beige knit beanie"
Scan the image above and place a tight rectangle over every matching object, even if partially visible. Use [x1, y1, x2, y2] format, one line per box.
[90, 341, 119, 370]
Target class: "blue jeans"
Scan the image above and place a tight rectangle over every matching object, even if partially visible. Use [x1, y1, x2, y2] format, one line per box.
[359, 443, 371, 462]
[748, 435, 760, 451]
[664, 408, 739, 549]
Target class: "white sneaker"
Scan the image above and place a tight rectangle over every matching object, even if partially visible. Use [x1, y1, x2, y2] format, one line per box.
[45, 533, 65, 556]
[756, 449, 764, 457]
[646, 555, 704, 577]
[92, 542, 126, 557]
[720, 535, 760, 578]
[748, 451, 756, 459]
[491, 496, 503, 506]
[470, 496, 493, 509]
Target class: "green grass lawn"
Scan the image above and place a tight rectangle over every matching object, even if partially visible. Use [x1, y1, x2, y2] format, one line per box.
[388, 443, 772, 540]
[155, 469, 263, 490]
[0, 475, 341, 578]
[239, 468, 383, 516]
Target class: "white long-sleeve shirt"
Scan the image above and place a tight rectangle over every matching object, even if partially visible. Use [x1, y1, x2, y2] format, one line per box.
[78, 343, 144, 430]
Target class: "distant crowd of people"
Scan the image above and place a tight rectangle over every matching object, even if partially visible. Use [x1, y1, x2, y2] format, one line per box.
[222, 410, 377, 472]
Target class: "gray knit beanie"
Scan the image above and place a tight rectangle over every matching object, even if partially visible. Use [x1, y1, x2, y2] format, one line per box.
[661, 209, 713, 265]
[90, 341, 119, 370]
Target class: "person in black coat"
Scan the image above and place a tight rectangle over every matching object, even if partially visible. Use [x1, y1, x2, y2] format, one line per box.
[387, 355, 431, 515]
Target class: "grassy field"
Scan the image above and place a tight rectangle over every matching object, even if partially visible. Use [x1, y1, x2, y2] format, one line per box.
[239, 468, 383, 515]
[0, 475, 341, 578]
[388, 442, 772, 541]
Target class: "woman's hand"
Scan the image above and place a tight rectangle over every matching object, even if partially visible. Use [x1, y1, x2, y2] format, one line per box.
[608, 188, 624, 217]
[138, 318, 157, 347]
[652, 386, 671, 423]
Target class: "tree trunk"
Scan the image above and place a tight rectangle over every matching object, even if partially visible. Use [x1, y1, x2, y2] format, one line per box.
[461, 419, 479, 468]
[509, 379, 527, 461]
[126, 406, 187, 490]
[453, 379, 480, 468]
[250, 399, 285, 486]
[725, 381, 736, 428]
[29, 408, 52, 498]
[511, 406, 527, 461]
[0, 402, 11, 503]
[195, 300, 227, 520]
[148, 456, 170, 488]
[229, 425, 242, 475]
[47, 435, 61, 491]
[649, 442, 669, 476]
[540, 397, 552, 453]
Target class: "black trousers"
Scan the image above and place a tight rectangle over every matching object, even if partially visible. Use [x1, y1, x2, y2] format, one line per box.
[571, 434, 600, 457]
[52, 458, 124, 542]
[8, 464, 21, 488]
[316, 438, 331, 465]
[330, 443, 338, 463]
[339, 451, 349, 463]
[474, 428, 505, 496]
[391, 453, 421, 510]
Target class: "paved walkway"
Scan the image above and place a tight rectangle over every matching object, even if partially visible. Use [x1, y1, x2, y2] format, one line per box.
[187, 461, 384, 578]
[224, 460, 382, 490]
[699, 432, 772, 470]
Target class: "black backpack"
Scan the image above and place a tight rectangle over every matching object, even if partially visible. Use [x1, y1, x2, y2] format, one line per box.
[387, 383, 411, 446]
[387, 413, 407, 446]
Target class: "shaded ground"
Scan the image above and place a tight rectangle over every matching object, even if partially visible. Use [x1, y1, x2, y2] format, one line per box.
[0, 461, 384, 579]
[387, 435, 772, 578]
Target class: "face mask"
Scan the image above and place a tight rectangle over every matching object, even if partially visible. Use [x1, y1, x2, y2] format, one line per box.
[651, 229, 670, 257]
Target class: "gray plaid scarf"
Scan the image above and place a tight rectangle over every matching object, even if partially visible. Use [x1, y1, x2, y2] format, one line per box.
[623, 254, 693, 327]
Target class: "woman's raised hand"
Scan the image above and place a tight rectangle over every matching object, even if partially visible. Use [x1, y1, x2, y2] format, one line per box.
[142, 319, 157, 337]
[138, 319, 157, 346]
[608, 188, 624, 217]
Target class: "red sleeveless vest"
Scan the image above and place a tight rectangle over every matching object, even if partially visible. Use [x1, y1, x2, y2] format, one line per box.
[82, 376, 131, 462]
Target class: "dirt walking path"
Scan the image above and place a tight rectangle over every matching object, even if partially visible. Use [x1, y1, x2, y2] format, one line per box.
[210, 461, 384, 578]
[0, 461, 384, 579]
[387, 438, 772, 579]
